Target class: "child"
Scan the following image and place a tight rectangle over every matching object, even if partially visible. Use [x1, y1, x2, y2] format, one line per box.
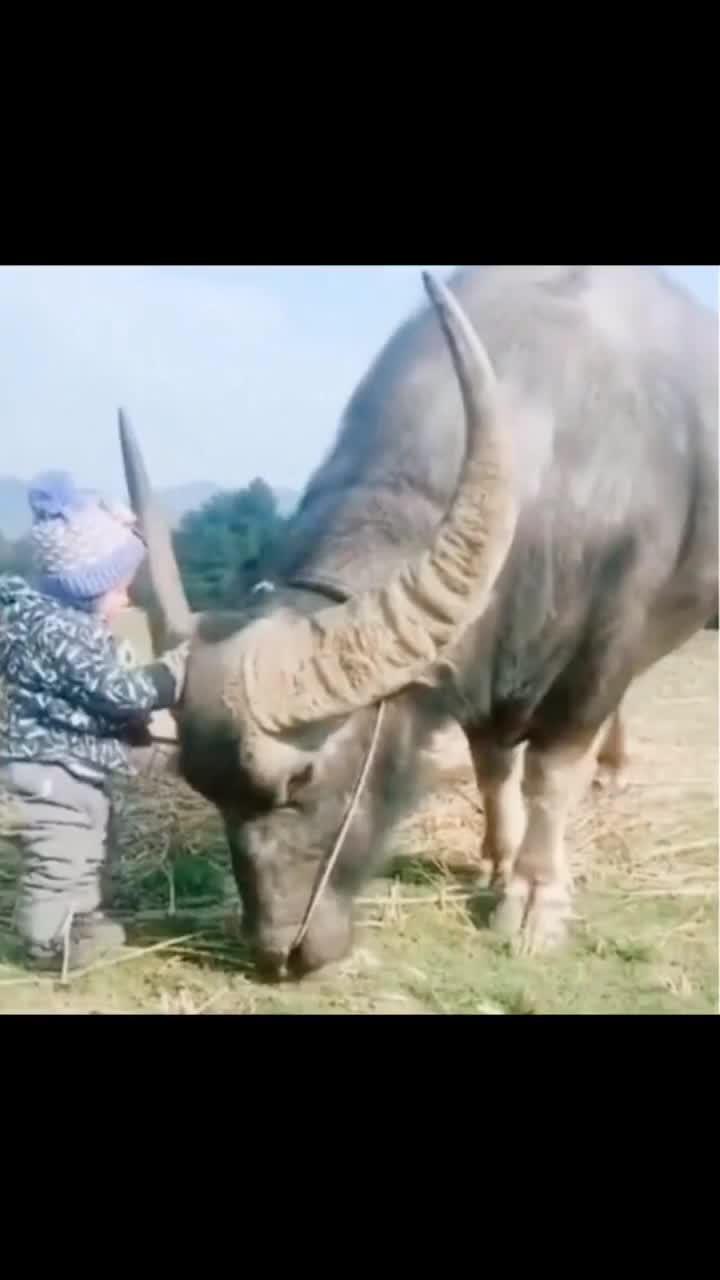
[0, 470, 188, 972]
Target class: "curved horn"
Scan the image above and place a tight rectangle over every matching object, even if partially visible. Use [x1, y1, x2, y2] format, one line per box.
[232, 272, 517, 733]
[118, 408, 193, 648]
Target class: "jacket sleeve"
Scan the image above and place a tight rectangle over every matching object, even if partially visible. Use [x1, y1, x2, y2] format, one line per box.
[35, 614, 179, 722]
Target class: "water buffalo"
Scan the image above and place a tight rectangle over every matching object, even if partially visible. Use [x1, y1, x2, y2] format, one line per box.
[118, 267, 718, 979]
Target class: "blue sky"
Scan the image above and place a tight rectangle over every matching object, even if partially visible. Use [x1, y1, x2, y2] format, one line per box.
[0, 265, 716, 498]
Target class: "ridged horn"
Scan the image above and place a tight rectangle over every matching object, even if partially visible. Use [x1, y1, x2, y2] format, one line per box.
[231, 272, 517, 733]
[118, 408, 192, 648]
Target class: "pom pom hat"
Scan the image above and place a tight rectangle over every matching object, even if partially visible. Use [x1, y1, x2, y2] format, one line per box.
[28, 470, 145, 608]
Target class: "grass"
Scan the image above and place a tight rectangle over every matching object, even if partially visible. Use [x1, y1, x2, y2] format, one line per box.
[0, 632, 717, 1015]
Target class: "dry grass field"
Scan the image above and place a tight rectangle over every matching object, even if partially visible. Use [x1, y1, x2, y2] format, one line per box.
[0, 632, 717, 1014]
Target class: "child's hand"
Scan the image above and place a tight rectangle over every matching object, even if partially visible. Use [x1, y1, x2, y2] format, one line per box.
[157, 640, 191, 701]
[120, 719, 154, 748]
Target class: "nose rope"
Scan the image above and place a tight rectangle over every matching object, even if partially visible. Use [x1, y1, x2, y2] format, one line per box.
[291, 700, 386, 956]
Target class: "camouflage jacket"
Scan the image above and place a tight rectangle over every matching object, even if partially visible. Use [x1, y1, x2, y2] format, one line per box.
[0, 575, 175, 783]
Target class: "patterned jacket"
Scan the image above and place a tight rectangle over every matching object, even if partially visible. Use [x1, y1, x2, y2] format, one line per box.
[0, 575, 176, 782]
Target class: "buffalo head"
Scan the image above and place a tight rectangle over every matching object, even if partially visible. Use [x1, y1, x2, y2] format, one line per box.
[118, 274, 517, 979]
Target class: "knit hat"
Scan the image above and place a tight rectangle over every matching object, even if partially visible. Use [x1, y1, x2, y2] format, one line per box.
[28, 469, 145, 609]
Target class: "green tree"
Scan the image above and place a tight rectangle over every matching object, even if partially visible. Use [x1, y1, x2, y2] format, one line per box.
[172, 479, 286, 611]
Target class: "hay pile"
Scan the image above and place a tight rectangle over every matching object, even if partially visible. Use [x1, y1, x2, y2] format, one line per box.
[104, 768, 230, 913]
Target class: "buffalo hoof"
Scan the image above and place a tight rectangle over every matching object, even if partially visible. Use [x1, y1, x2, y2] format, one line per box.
[476, 859, 495, 890]
[592, 763, 629, 794]
[513, 884, 571, 955]
[489, 877, 530, 938]
[476, 857, 514, 893]
[490, 877, 571, 954]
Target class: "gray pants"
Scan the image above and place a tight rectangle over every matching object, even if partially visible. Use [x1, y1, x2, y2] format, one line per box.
[0, 761, 111, 948]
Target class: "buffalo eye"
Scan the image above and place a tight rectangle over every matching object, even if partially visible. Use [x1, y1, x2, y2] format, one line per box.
[285, 764, 314, 806]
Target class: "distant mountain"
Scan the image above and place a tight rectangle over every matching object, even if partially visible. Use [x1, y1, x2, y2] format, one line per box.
[159, 483, 221, 528]
[275, 487, 300, 517]
[0, 477, 30, 540]
[0, 475, 222, 539]
[0, 475, 300, 539]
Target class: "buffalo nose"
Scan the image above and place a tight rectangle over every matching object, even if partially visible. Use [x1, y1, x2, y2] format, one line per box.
[287, 943, 314, 978]
[255, 947, 290, 982]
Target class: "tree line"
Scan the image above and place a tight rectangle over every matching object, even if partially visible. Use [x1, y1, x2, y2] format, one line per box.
[0, 477, 288, 612]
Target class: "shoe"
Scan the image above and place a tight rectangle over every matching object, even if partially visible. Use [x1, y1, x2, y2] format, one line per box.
[22, 912, 126, 974]
[24, 938, 95, 973]
[25, 943, 65, 973]
[24, 913, 127, 973]
[71, 911, 127, 949]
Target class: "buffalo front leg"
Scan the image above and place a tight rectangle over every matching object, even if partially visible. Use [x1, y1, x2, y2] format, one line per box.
[593, 705, 630, 792]
[491, 726, 605, 954]
[466, 739, 526, 891]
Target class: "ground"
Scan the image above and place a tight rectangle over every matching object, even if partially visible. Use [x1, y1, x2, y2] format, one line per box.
[0, 633, 717, 1014]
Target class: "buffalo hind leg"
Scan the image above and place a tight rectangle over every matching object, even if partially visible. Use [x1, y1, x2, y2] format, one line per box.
[466, 739, 526, 890]
[593, 705, 630, 792]
[491, 725, 605, 954]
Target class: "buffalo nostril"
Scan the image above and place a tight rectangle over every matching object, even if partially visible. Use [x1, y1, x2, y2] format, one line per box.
[287, 945, 309, 977]
[287, 941, 333, 979]
[255, 949, 290, 981]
